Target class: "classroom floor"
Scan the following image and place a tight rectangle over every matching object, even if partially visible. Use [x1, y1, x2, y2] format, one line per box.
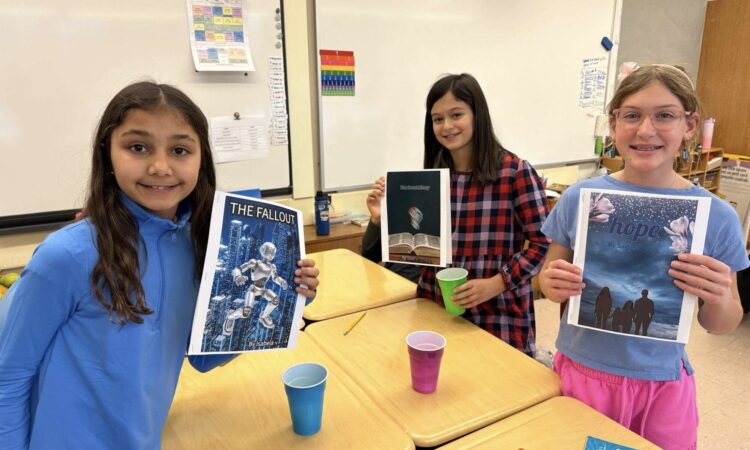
[533, 299, 750, 450]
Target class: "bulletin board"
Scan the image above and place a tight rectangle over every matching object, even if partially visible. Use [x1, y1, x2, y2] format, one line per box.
[0, 0, 291, 228]
[316, 0, 622, 192]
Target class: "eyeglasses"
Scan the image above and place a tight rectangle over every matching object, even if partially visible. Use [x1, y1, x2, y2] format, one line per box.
[612, 108, 694, 131]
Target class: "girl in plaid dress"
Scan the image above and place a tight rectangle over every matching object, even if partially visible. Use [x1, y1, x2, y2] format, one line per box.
[367, 73, 550, 356]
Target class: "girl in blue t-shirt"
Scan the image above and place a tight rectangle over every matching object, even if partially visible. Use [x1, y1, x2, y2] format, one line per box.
[0, 81, 319, 449]
[539, 64, 749, 450]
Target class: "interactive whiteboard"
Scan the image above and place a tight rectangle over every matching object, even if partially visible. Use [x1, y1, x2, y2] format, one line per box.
[0, 0, 291, 227]
[316, 0, 621, 192]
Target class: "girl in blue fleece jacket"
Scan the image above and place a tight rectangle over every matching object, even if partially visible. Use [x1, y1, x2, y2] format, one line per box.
[0, 81, 319, 449]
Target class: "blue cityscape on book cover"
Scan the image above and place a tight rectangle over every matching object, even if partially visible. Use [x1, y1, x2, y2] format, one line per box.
[189, 192, 305, 354]
[571, 188, 710, 343]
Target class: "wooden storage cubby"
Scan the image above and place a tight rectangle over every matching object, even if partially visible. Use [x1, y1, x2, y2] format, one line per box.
[600, 147, 724, 192]
[676, 147, 724, 192]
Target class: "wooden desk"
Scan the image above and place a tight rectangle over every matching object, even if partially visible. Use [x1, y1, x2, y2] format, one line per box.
[304, 223, 366, 254]
[304, 248, 417, 321]
[163, 333, 413, 450]
[439, 396, 659, 449]
[305, 299, 561, 447]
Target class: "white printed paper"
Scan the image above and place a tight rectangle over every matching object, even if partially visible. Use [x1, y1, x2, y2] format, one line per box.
[210, 115, 268, 163]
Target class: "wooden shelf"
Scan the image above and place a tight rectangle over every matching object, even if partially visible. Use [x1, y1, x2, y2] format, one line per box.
[304, 223, 366, 254]
[601, 148, 724, 192]
[676, 147, 724, 190]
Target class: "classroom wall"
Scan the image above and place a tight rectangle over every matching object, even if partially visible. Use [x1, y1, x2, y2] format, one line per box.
[617, 0, 707, 83]
[0, 0, 297, 219]
[0, 0, 711, 270]
[0, 0, 326, 270]
[275, 0, 370, 221]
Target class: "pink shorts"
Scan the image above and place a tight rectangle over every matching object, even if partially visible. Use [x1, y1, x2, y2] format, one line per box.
[554, 352, 698, 450]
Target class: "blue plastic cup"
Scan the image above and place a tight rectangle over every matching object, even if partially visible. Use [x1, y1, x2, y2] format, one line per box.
[282, 362, 328, 436]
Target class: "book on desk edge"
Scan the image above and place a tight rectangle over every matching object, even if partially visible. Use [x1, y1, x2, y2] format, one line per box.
[381, 169, 451, 267]
[188, 191, 306, 355]
[584, 436, 637, 450]
[568, 188, 710, 344]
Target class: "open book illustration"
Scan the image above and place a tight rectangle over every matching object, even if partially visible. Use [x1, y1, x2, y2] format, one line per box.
[389, 232, 440, 258]
[569, 188, 711, 343]
[381, 169, 451, 267]
[188, 192, 306, 354]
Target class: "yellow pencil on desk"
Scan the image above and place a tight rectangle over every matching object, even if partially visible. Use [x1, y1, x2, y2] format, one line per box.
[343, 312, 367, 336]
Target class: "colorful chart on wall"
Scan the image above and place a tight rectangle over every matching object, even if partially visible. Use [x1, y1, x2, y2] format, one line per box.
[319, 49, 355, 96]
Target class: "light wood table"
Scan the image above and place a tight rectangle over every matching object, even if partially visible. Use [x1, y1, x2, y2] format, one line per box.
[304, 248, 417, 321]
[305, 299, 561, 447]
[163, 333, 413, 450]
[439, 396, 660, 449]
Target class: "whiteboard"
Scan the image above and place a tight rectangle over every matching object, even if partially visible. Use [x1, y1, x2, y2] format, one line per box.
[316, 0, 621, 192]
[0, 0, 291, 224]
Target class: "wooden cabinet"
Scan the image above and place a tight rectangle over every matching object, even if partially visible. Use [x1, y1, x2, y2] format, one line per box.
[697, 0, 750, 157]
[303, 224, 366, 254]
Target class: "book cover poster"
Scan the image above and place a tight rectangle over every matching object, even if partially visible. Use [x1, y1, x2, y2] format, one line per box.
[381, 169, 451, 267]
[570, 188, 711, 343]
[188, 192, 305, 354]
[584, 436, 636, 450]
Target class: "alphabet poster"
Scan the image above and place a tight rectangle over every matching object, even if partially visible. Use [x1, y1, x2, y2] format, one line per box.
[569, 188, 711, 343]
[187, 0, 255, 71]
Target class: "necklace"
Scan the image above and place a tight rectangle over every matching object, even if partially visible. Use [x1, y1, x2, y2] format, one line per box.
[616, 171, 684, 189]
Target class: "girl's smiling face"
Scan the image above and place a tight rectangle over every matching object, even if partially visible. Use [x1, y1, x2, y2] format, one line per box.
[610, 81, 698, 183]
[431, 92, 475, 160]
[110, 107, 201, 220]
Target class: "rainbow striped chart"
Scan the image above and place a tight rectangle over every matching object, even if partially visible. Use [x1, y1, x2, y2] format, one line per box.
[319, 50, 355, 96]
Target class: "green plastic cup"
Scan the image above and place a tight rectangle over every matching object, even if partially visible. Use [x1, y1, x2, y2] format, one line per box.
[436, 268, 467, 316]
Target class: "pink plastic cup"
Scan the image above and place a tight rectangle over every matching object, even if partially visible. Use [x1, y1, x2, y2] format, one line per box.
[406, 331, 446, 394]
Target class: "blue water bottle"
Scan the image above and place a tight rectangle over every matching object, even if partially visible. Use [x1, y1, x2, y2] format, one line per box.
[314, 191, 330, 236]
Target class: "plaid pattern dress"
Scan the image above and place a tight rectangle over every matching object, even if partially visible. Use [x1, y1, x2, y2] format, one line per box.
[417, 154, 550, 356]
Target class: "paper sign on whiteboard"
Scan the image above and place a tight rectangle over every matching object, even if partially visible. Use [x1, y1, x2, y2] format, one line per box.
[210, 116, 268, 163]
[187, 0, 255, 71]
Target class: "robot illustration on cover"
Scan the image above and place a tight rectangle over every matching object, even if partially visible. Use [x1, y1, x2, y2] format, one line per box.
[213, 241, 288, 347]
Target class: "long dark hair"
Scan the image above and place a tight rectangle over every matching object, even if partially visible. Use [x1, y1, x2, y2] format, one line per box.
[423, 73, 511, 185]
[85, 81, 216, 325]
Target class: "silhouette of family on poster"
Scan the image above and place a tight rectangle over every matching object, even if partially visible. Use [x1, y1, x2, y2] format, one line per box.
[594, 287, 655, 336]
[569, 188, 712, 343]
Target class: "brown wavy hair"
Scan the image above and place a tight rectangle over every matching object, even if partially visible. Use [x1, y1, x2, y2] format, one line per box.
[423, 73, 513, 185]
[84, 81, 216, 325]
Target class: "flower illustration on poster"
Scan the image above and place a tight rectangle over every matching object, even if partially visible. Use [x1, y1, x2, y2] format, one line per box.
[664, 216, 695, 254]
[589, 192, 615, 223]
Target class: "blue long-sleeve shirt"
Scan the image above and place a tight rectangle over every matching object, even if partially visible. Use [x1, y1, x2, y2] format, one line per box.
[0, 195, 232, 449]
